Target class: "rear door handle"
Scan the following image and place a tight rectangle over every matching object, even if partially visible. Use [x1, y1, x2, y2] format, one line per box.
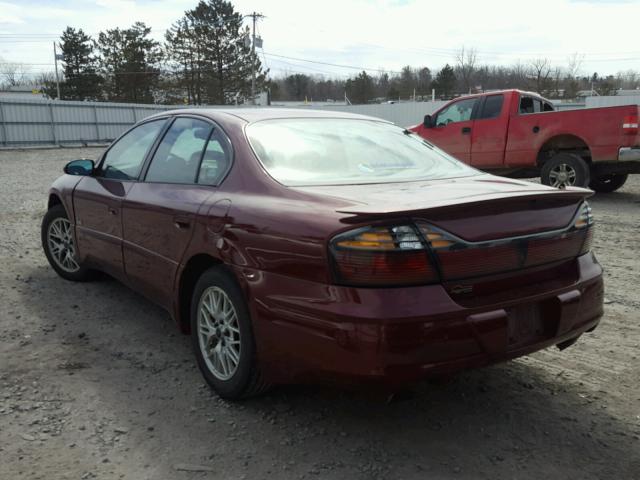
[532, 126, 540, 133]
[174, 216, 191, 230]
[108, 207, 118, 215]
[462, 127, 471, 134]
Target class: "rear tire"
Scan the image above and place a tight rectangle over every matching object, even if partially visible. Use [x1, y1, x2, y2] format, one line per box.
[190, 267, 270, 399]
[589, 173, 628, 193]
[41, 204, 91, 281]
[541, 153, 590, 189]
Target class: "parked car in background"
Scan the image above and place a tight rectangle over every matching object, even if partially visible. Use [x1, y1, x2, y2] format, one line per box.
[412, 89, 640, 192]
[42, 109, 603, 399]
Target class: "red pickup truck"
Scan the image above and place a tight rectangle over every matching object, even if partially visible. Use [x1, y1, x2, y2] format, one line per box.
[411, 89, 640, 192]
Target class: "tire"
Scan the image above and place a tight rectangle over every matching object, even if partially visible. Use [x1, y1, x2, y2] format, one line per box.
[541, 153, 590, 189]
[41, 204, 91, 281]
[589, 173, 628, 193]
[190, 267, 270, 399]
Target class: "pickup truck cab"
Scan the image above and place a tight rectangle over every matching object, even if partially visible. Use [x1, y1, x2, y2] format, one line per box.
[412, 89, 640, 192]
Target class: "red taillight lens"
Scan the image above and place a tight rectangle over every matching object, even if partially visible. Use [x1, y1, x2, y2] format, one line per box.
[623, 115, 639, 133]
[330, 225, 438, 286]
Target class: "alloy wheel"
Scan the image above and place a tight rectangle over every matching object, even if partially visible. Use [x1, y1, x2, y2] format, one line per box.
[548, 163, 577, 188]
[47, 217, 80, 273]
[197, 286, 242, 381]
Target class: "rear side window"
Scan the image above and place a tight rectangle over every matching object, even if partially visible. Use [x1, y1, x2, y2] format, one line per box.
[146, 118, 213, 184]
[478, 95, 504, 119]
[519, 96, 542, 114]
[197, 130, 232, 185]
[101, 119, 166, 180]
[434, 98, 478, 126]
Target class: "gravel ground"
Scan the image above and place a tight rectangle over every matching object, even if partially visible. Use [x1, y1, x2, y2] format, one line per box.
[1, 147, 639, 480]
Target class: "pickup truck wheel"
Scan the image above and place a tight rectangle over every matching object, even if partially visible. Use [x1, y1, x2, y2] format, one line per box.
[191, 267, 270, 400]
[589, 174, 628, 193]
[541, 154, 590, 189]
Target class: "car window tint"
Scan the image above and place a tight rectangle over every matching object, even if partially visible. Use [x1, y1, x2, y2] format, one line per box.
[101, 120, 165, 180]
[435, 98, 477, 126]
[146, 118, 213, 184]
[478, 94, 504, 119]
[197, 130, 232, 185]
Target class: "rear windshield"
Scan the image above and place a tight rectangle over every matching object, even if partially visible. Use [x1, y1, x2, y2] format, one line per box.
[246, 119, 478, 186]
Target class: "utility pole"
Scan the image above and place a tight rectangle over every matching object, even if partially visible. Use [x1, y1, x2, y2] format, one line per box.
[53, 42, 61, 100]
[246, 11, 264, 105]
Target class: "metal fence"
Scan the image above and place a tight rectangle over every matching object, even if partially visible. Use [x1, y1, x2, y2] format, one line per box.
[0, 98, 176, 146]
[1, 94, 638, 147]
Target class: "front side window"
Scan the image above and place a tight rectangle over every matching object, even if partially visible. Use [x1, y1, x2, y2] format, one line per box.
[478, 95, 504, 120]
[246, 119, 479, 186]
[434, 98, 477, 126]
[100, 119, 166, 180]
[146, 117, 212, 184]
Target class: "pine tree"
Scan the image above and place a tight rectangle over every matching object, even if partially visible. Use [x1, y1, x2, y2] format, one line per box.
[97, 22, 162, 103]
[432, 64, 456, 99]
[165, 0, 266, 105]
[346, 71, 374, 104]
[59, 27, 103, 100]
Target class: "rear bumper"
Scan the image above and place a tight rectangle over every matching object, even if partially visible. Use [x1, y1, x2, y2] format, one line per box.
[618, 146, 640, 162]
[239, 253, 604, 386]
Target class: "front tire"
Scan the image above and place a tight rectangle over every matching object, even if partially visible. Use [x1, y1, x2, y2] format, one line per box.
[541, 153, 590, 188]
[589, 173, 628, 193]
[190, 267, 269, 399]
[41, 204, 91, 281]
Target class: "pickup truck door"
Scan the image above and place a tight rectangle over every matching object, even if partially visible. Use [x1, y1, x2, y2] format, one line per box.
[470, 93, 509, 168]
[423, 97, 479, 163]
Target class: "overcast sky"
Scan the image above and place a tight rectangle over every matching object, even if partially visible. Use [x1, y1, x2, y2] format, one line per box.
[1, 0, 639, 79]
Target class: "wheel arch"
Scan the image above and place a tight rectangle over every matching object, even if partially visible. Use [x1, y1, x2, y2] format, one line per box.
[537, 134, 591, 166]
[176, 253, 225, 334]
[48, 193, 63, 210]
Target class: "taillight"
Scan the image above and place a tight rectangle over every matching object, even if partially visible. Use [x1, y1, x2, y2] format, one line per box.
[330, 225, 438, 286]
[573, 201, 594, 254]
[330, 203, 594, 286]
[623, 115, 639, 133]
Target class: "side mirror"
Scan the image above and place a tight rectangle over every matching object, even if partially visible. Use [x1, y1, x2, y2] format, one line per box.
[64, 159, 95, 176]
[423, 114, 433, 128]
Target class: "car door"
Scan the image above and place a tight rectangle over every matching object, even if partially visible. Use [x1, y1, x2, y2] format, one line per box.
[121, 116, 233, 308]
[425, 97, 479, 163]
[470, 93, 509, 168]
[73, 118, 167, 279]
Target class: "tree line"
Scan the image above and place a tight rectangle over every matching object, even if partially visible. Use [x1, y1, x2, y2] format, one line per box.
[7, 0, 266, 105]
[1, 0, 639, 105]
[271, 51, 640, 104]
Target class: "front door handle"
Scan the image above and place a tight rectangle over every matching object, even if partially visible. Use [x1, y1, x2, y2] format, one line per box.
[174, 216, 191, 230]
[462, 127, 471, 134]
[108, 207, 118, 216]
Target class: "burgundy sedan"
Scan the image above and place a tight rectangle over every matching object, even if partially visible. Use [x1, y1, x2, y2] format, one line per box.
[42, 109, 604, 399]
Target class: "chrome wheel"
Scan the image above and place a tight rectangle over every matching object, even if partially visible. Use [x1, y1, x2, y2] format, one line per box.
[47, 217, 80, 273]
[197, 286, 241, 381]
[548, 163, 577, 188]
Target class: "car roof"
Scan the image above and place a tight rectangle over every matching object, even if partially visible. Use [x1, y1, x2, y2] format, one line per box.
[152, 107, 391, 124]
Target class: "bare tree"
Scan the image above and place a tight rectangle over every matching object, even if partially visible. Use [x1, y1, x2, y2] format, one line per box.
[530, 58, 552, 95]
[455, 46, 477, 93]
[0, 57, 30, 88]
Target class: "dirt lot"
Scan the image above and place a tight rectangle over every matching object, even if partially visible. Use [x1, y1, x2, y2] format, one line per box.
[0, 147, 638, 480]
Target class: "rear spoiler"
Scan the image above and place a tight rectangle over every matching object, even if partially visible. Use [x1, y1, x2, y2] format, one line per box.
[336, 187, 592, 215]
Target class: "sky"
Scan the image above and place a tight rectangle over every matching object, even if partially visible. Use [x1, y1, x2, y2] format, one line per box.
[0, 0, 639, 80]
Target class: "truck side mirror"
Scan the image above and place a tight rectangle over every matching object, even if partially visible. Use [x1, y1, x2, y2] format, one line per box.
[423, 114, 433, 128]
